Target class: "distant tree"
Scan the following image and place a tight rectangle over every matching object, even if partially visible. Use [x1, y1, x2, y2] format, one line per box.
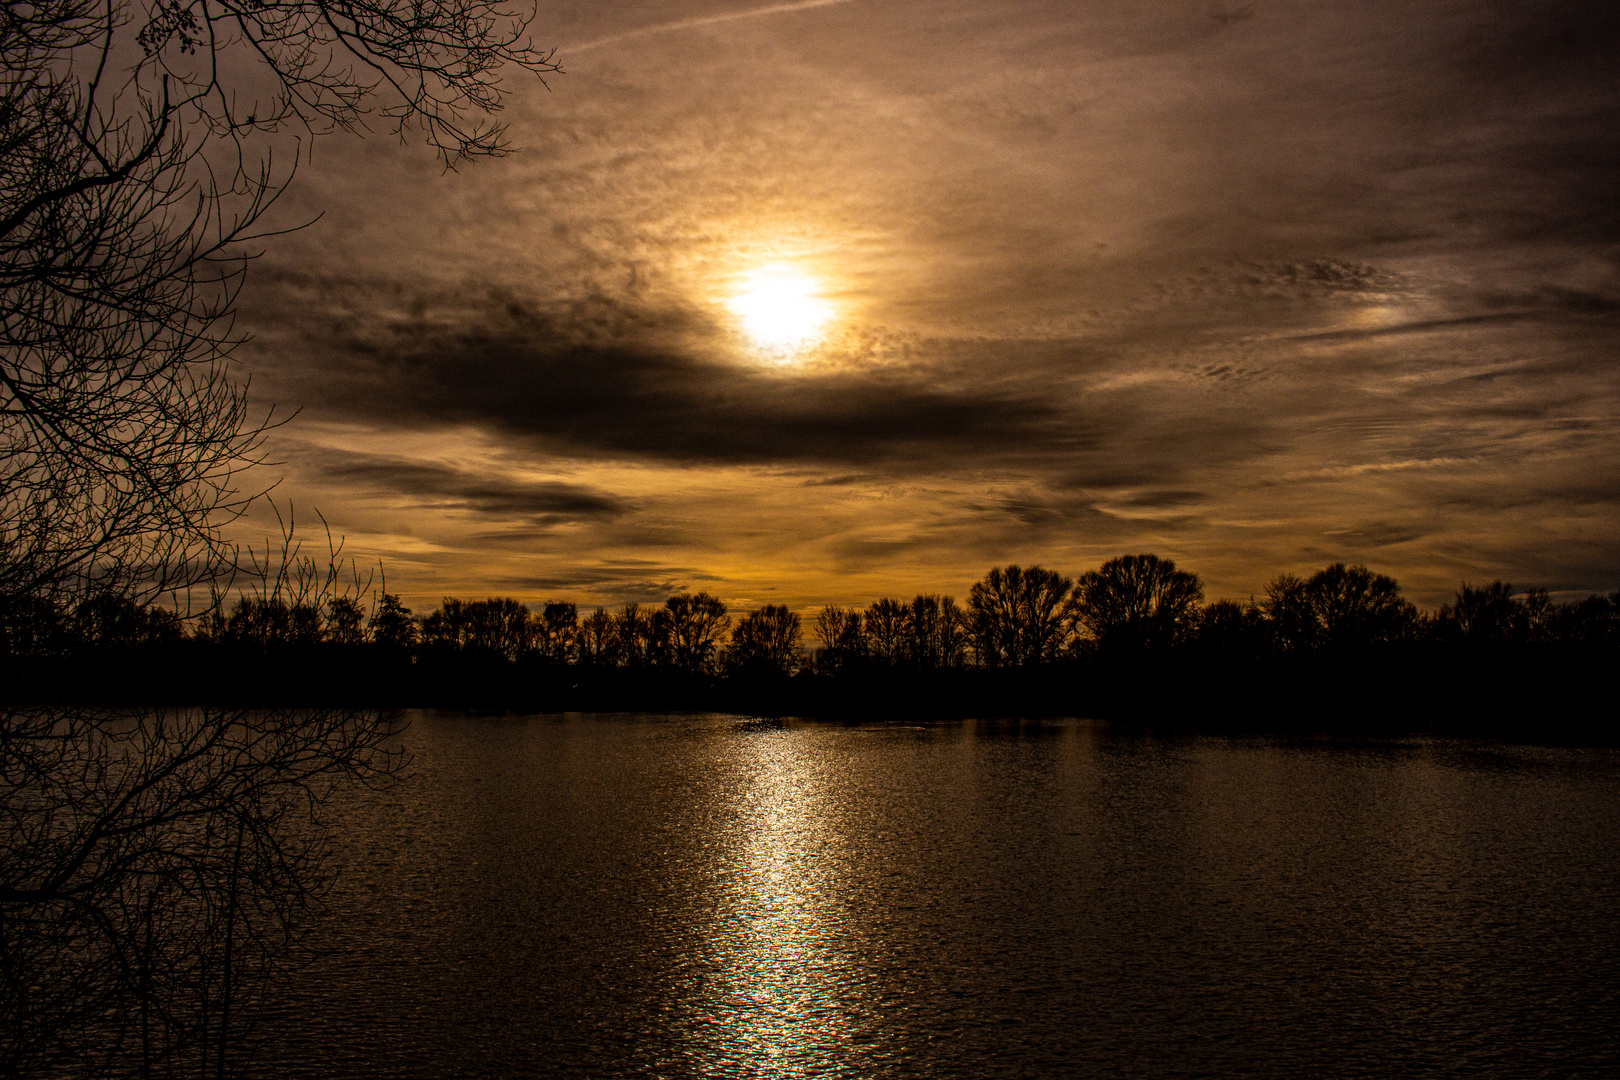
[1264, 564, 1415, 650]
[536, 602, 578, 664]
[421, 598, 467, 651]
[324, 597, 368, 645]
[1521, 588, 1556, 642]
[289, 602, 324, 645]
[968, 565, 1073, 667]
[1073, 554, 1204, 653]
[665, 593, 729, 674]
[614, 604, 650, 667]
[1552, 592, 1619, 644]
[812, 605, 866, 675]
[905, 594, 968, 670]
[463, 598, 531, 659]
[726, 605, 802, 677]
[1195, 598, 1269, 657]
[0, 593, 65, 656]
[1439, 582, 1521, 642]
[577, 607, 618, 667]
[864, 598, 911, 667]
[1261, 574, 1316, 651]
[615, 603, 672, 668]
[1306, 564, 1414, 648]
[223, 597, 296, 647]
[70, 594, 184, 647]
[1436, 581, 1556, 644]
[368, 593, 417, 652]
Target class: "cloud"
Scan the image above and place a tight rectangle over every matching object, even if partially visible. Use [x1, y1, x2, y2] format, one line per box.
[225, 0, 1620, 606]
[314, 452, 629, 524]
[248, 275, 1099, 470]
[567, 0, 860, 54]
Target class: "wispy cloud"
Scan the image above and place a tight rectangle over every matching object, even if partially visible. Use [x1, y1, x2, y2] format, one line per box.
[315, 452, 630, 524]
[567, 0, 860, 55]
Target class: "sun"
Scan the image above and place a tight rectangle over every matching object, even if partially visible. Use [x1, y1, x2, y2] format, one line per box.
[727, 265, 833, 353]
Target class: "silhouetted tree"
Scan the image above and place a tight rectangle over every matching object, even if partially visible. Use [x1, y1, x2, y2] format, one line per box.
[864, 598, 911, 667]
[368, 593, 417, 652]
[726, 605, 802, 677]
[223, 596, 298, 647]
[968, 565, 1073, 667]
[323, 597, 367, 645]
[71, 593, 184, 647]
[1439, 581, 1523, 642]
[1073, 554, 1204, 653]
[614, 603, 671, 668]
[576, 607, 618, 667]
[3, 4, 559, 1072]
[0, 593, 65, 656]
[1520, 588, 1556, 642]
[665, 593, 729, 674]
[1195, 598, 1269, 658]
[812, 605, 866, 675]
[1261, 574, 1316, 652]
[905, 594, 968, 670]
[536, 602, 578, 664]
[1552, 591, 1620, 644]
[208, 508, 372, 648]
[1305, 563, 1415, 648]
[464, 598, 532, 659]
[421, 598, 470, 652]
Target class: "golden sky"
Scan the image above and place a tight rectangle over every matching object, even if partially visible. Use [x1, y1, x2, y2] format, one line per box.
[235, 0, 1620, 613]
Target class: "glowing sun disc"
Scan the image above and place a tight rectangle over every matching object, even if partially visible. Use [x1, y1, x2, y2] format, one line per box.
[727, 266, 833, 350]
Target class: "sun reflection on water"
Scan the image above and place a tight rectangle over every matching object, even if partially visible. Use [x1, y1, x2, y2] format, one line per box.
[673, 726, 863, 1076]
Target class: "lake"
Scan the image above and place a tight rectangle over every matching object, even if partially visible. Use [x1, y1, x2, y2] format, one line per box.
[257, 712, 1620, 1077]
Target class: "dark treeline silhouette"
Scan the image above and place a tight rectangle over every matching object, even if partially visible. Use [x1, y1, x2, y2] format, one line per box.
[3, 555, 1615, 734]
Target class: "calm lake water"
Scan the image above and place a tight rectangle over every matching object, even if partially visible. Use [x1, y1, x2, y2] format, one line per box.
[258, 712, 1620, 1078]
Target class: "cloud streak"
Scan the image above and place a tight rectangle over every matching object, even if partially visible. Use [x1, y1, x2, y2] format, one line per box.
[315, 453, 629, 524]
[566, 0, 859, 55]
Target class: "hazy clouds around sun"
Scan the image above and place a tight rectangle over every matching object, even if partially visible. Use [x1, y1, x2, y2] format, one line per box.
[235, 0, 1620, 613]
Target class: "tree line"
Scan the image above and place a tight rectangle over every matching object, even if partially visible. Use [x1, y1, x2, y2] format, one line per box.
[5, 554, 1616, 681]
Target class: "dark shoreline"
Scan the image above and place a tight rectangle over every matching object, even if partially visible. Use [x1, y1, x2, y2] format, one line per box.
[5, 640, 1612, 744]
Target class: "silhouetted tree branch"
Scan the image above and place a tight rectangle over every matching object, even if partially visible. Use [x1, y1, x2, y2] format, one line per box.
[2, 0, 559, 609]
[0, 703, 404, 1075]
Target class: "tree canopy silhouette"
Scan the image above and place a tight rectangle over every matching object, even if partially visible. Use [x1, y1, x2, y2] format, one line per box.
[1265, 563, 1415, 650]
[726, 604, 802, 677]
[968, 565, 1073, 667]
[664, 592, 729, 674]
[1072, 554, 1204, 653]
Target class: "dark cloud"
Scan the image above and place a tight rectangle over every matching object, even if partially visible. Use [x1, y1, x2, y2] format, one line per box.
[496, 562, 723, 604]
[315, 453, 628, 524]
[251, 278, 1098, 470]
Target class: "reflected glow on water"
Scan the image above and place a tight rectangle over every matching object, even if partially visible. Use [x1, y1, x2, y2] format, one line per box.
[678, 729, 860, 1076]
[256, 714, 1620, 1079]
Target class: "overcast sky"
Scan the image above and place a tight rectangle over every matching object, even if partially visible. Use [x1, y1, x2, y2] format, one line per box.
[235, 0, 1620, 614]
